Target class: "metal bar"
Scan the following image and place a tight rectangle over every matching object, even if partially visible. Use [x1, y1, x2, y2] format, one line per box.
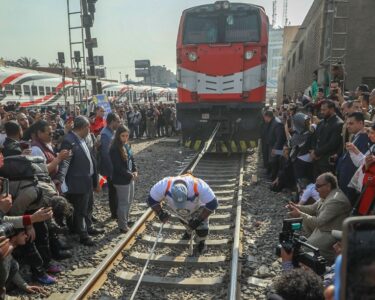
[69, 26, 83, 30]
[129, 223, 164, 300]
[228, 154, 244, 300]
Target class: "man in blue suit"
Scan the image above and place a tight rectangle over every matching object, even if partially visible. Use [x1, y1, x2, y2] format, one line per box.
[57, 116, 99, 246]
[336, 112, 369, 205]
[99, 113, 120, 219]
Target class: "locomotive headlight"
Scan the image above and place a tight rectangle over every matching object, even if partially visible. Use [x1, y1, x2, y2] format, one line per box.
[222, 1, 230, 9]
[245, 50, 254, 60]
[188, 51, 198, 62]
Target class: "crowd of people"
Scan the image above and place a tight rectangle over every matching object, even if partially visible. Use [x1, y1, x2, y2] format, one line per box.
[0, 99, 176, 297]
[263, 81, 375, 299]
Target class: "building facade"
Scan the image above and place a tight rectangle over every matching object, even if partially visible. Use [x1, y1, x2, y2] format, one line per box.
[267, 27, 284, 97]
[278, 0, 375, 100]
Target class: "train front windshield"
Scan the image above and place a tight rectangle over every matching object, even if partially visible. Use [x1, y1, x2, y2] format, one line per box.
[183, 10, 260, 45]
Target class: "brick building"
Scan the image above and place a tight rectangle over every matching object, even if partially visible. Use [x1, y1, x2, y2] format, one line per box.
[278, 0, 375, 101]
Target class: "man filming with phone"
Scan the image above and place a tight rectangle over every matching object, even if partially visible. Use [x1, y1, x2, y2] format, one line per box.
[286, 173, 351, 263]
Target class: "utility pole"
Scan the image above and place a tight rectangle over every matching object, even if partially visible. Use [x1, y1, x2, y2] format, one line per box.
[283, 0, 288, 27]
[272, 0, 277, 28]
[81, 0, 97, 95]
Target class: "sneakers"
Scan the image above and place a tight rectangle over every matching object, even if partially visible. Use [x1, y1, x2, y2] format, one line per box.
[194, 241, 206, 255]
[46, 264, 62, 274]
[181, 232, 192, 240]
[34, 274, 57, 285]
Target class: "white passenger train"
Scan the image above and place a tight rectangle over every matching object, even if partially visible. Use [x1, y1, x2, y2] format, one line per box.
[0, 66, 177, 107]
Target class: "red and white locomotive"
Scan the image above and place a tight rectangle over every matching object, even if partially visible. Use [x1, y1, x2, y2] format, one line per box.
[176, 1, 269, 146]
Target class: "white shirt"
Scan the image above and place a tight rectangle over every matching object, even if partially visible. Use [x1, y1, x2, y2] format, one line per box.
[150, 176, 216, 218]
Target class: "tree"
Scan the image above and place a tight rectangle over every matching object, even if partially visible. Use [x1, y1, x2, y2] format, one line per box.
[48, 62, 60, 68]
[16, 57, 40, 69]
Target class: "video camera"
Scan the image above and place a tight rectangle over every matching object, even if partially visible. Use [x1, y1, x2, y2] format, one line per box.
[275, 218, 327, 275]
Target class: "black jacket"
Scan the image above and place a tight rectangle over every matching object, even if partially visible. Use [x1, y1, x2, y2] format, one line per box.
[313, 114, 344, 158]
[265, 117, 286, 150]
[110, 144, 137, 185]
[3, 138, 22, 157]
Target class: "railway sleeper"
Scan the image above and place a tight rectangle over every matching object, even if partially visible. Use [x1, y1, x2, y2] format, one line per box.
[115, 271, 225, 289]
[152, 223, 232, 232]
[128, 251, 227, 266]
[141, 235, 230, 247]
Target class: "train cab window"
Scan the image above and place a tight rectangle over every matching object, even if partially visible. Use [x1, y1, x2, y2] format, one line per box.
[52, 87, 57, 95]
[183, 10, 260, 44]
[46, 87, 51, 94]
[225, 12, 260, 43]
[31, 85, 38, 96]
[39, 86, 45, 96]
[14, 84, 22, 96]
[23, 85, 31, 96]
[5, 84, 14, 95]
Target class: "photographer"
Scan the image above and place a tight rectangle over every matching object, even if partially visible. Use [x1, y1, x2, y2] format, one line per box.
[286, 173, 351, 263]
[269, 268, 324, 300]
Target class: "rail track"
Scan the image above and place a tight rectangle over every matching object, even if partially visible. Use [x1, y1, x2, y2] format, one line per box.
[70, 124, 247, 300]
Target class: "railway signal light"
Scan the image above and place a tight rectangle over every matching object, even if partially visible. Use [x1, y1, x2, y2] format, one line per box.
[74, 51, 81, 63]
[57, 52, 65, 64]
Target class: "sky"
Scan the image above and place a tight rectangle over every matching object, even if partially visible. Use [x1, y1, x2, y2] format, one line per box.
[0, 0, 313, 81]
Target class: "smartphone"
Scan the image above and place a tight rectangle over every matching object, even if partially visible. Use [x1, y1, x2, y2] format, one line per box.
[1, 178, 9, 196]
[339, 216, 375, 300]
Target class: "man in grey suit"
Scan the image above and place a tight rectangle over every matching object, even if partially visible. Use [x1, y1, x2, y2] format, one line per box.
[287, 172, 351, 263]
[57, 116, 99, 246]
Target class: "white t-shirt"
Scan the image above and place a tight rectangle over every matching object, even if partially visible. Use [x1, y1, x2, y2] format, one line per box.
[150, 176, 216, 218]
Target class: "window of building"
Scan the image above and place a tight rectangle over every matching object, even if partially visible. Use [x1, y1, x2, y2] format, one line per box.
[299, 41, 304, 62]
[23, 85, 31, 96]
[288, 60, 291, 72]
[39, 86, 45, 96]
[292, 52, 296, 68]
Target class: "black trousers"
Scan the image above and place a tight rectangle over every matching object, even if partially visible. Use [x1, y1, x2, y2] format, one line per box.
[107, 177, 118, 218]
[66, 192, 90, 239]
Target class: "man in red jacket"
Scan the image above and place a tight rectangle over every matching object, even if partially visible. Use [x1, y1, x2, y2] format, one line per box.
[90, 106, 106, 136]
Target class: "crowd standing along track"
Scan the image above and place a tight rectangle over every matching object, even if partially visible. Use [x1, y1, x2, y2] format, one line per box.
[71, 124, 247, 300]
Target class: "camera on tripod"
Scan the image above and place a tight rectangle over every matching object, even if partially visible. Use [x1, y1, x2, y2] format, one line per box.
[275, 218, 327, 275]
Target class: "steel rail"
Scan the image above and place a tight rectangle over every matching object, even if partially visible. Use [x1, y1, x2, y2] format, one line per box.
[70, 123, 221, 300]
[228, 154, 244, 300]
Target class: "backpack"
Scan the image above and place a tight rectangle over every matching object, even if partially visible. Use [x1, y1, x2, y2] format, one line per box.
[0, 155, 50, 182]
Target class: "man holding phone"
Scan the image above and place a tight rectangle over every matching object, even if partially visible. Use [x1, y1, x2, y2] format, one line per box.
[286, 173, 351, 263]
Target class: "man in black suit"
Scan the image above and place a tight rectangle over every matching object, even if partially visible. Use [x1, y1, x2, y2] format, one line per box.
[337, 112, 369, 204]
[58, 116, 98, 246]
[262, 110, 286, 180]
[3, 121, 30, 157]
[311, 100, 344, 179]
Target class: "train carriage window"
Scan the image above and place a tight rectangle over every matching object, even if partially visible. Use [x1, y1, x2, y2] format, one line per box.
[5, 84, 14, 95]
[39, 86, 45, 96]
[14, 84, 22, 96]
[46, 87, 51, 94]
[23, 85, 31, 96]
[52, 87, 57, 95]
[31, 85, 38, 96]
